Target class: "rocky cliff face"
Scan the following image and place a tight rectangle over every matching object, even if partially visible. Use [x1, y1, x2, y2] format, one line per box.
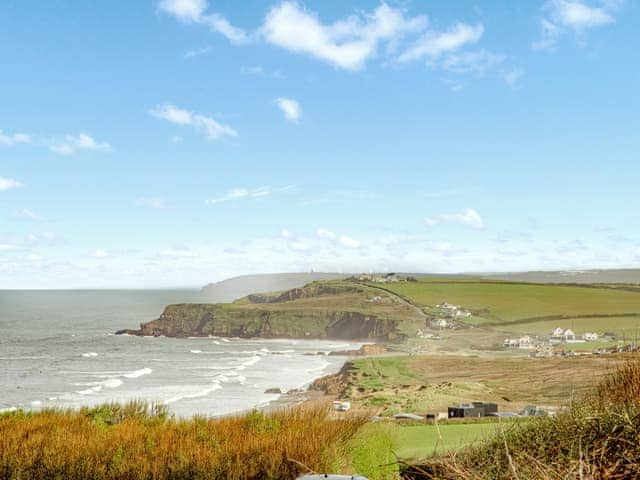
[116, 281, 417, 341]
[118, 305, 402, 341]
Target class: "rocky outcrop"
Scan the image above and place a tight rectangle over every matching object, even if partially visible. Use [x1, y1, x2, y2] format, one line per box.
[118, 306, 402, 341]
[309, 362, 353, 397]
[116, 280, 420, 341]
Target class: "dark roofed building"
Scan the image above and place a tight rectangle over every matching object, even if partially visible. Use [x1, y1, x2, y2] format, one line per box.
[448, 402, 498, 418]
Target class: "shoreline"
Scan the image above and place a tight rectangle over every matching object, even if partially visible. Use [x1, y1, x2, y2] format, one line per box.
[260, 343, 391, 414]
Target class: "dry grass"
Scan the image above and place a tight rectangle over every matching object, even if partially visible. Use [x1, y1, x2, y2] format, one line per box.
[403, 356, 640, 479]
[0, 401, 366, 480]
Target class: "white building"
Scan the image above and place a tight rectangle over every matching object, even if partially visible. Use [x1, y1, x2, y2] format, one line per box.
[430, 318, 449, 329]
[504, 336, 535, 349]
[583, 332, 599, 341]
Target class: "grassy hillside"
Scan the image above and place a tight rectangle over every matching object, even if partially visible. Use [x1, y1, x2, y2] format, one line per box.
[126, 281, 425, 341]
[376, 279, 640, 324]
[405, 358, 640, 479]
[343, 355, 620, 416]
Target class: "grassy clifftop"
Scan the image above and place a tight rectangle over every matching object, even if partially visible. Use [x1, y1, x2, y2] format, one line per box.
[121, 281, 424, 341]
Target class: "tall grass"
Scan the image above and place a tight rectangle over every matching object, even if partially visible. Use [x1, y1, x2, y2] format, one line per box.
[0, 402, 366, 480]
[403, 357, 640, 479]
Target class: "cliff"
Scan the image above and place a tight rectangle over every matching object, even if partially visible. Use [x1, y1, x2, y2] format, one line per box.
[118, 280, 424, 341]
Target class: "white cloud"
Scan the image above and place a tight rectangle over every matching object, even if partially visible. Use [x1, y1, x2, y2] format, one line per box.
[551, 0, 613, 28]
[398, 23, 484, 63]
[0, 177, 23, 191]
[158, 0, 248, 43]
[424, 208, 485, 229]
[534, 1, 617, 49]
[135, 197, 166, 209]
[151, 104, 238, 140]
[455, 51, 508, 75]
[14, 209, 41, 220]
[158, 0, 206, 22]
[275, 97, 301, 122]
[442, 49, 504, 74]
[503, 67, 524, 86]
[243, 65, 264, 75]
[183, 46, 211, 58]
[316, 228, 336, 240]
[49, 134, 112, 155]
[158, 246, 198, 258]
[424, 217, 437, 227]
[171, 135, 183, 143]
[339, 235, 361, 248]
[280, 228, 294, 239]
[205, 185, 294, 205]
[0, 129, 31, 146]
[441, 208, 484, 229]
[289, 241, 310, 252]
[262, 2, 427, 70]
[91, 249, 110, 258]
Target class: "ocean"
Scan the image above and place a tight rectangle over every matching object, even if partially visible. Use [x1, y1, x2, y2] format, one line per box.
[0, 290, 361, 417]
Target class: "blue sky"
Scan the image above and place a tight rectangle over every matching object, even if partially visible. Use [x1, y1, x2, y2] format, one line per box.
[1, 0, 638, 288]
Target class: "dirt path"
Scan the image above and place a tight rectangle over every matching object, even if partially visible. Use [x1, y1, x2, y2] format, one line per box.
[362, 283, 428, 321]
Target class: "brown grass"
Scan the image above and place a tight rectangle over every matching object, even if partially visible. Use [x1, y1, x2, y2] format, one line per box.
[403, 356, 640, 479]
[0, 401, 366, 480]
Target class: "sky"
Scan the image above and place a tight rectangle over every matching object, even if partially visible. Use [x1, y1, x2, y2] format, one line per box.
[1, 0, 639, 288]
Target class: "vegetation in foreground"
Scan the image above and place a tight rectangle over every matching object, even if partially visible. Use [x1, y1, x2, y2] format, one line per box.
[404, 358, 640, 479]
[0, 402, 367, 480]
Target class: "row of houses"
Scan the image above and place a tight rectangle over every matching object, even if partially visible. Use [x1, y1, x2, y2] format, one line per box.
[550, 327, 599, 343]
[358, 273, 400, 283]
[436, 302, 472, 319]
[504, 327, 601, 349]
[447, 401, 553, 419]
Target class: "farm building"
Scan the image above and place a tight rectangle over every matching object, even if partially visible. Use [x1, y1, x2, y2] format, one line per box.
[448, 402, 498, 418]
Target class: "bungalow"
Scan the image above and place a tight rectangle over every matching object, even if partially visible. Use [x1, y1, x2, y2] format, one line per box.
[584, 332, 599, 341]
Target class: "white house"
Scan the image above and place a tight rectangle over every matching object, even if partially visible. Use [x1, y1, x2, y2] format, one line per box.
[552, 327, 565, 337]
[504, 336, 535, 349]
[430, 318, 449, 329]
[583, 332, 599, 341]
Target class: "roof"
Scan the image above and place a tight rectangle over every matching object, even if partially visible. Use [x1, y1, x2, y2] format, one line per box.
[394, 413, 424, 421]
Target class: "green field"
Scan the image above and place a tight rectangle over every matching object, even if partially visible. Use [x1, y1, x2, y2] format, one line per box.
[497, 315, 640, 337]
[355, 421, 503, 462]
[377, 280, 640, 323]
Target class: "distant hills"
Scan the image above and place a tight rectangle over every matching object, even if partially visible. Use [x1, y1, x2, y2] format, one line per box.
[200, 269, 640, 302]
[480, 269, 640, 285]
[200, 272, 349, 302]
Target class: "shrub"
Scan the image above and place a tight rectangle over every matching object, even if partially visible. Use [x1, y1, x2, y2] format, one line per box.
[0, 402, 366, 480]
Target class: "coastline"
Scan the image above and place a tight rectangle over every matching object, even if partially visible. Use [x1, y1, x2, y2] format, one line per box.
[260, 344, 389, 414]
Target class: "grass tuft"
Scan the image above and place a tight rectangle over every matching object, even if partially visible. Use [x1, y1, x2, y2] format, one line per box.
[403, 357, 640, 479]
[0, 402, 366, 480]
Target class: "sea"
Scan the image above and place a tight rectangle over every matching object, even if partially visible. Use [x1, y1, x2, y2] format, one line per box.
[0, 290, 362, 417]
